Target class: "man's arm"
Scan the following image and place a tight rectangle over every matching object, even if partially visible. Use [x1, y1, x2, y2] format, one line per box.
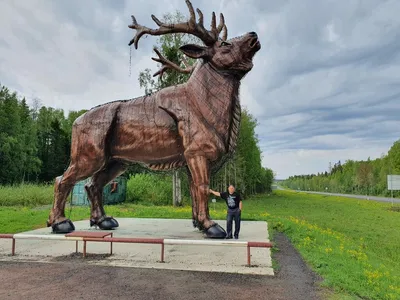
[239, 200, 242, 211]
[209, 189, 221, 197]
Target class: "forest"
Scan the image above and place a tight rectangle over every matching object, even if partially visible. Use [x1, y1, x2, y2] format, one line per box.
[282, 140, 400, 197]
[0, 86, 86, 185]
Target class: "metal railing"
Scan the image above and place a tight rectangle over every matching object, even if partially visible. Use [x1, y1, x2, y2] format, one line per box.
[0, 232, 273, 266]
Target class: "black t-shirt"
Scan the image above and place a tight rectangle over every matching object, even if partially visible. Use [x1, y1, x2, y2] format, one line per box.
[220, 192, 241, 210]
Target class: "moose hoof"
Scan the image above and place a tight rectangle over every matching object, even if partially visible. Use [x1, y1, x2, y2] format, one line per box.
[192, 219, 198, 228]
[204, 224, 226, 239]
[192, 219, 205, 231]
[51, 219, 75, 234]
[90, 216, 119, 230]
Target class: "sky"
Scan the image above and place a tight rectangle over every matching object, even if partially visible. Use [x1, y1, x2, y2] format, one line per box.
[1, 0, 399, 179]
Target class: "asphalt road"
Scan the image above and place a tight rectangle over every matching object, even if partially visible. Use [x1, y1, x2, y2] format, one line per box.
[302, 191, 400, 203]
[278, 186, 400, 204]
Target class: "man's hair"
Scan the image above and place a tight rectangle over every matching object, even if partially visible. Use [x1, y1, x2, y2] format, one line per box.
[228, 184, 235, 188]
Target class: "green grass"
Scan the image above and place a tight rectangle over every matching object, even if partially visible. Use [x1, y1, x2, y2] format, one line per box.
[0, 175, 188, 207]
[256, 191, 400, 300]
[0, 184, 53, 206]
[1, 189, 399, 299]
[0, 204, 194, 234]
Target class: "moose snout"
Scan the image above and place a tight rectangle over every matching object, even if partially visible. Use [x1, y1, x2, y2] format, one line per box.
[249, 32, 258, 38]
[247, 31, 261, 51]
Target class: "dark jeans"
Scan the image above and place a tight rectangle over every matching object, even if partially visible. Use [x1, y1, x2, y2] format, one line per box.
[226, 208, 241, 238]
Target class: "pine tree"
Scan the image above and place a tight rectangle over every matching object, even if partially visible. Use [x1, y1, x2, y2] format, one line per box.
[19, 98, 41, 182]
[0, 85, 24, 184]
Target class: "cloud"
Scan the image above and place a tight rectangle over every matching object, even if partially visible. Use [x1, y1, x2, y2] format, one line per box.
[262, 146, 389, 180]
[1, 0, 399, 179]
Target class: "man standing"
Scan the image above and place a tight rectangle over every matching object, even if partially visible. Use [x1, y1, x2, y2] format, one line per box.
[209, 185, 242, 239]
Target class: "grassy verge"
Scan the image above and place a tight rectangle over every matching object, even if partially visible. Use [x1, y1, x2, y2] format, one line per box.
[0, 175, 189, 207]
[0, 190, 399, 299]
[0, 184, 53, 206]
[256, 190, 400, 300]
[0, 204, 194, 234]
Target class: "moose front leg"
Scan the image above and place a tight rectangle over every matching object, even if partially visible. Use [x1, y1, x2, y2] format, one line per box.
[186, 156, 226, 239]
[186, 167, 201, 230]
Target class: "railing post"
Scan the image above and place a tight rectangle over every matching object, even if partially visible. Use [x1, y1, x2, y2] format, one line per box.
[160, 243, 165, 263]
[110, 233, 113, 255]
[247, 245, 251, 266]
[12, 238, 15, 256]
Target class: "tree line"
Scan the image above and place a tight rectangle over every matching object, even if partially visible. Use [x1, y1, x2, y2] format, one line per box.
[282, 140, 400, 197]
[0, 84, 87, 184]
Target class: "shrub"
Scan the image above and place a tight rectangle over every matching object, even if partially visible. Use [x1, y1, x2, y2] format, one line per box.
[126, 173, 174, 206]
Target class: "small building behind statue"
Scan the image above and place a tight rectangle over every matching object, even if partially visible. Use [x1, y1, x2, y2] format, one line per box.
[71, 175, 127, 206]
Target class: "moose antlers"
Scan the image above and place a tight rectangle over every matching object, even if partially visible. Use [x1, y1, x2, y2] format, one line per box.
[128, 0, 228, 49]
[151, 48, 194, 78]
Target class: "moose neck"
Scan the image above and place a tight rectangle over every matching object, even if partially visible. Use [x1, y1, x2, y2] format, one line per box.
[187, 61, 241, 124]
[185, 61, 242, 155]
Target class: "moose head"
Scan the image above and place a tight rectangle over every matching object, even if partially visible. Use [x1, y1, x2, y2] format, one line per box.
[128, 0, 261, 80]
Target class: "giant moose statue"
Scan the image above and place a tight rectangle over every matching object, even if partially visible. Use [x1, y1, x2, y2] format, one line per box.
[47, 0, 261, 238]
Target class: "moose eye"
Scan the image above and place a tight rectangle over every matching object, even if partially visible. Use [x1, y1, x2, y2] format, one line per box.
[220, 41, 231, 47]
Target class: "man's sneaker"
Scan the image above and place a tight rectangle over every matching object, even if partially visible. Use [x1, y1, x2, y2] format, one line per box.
[234, 236, 239, 239]
[225, 236, 233, 239]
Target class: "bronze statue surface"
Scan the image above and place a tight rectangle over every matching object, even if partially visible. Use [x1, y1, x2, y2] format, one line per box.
[47, 0, 261, 238]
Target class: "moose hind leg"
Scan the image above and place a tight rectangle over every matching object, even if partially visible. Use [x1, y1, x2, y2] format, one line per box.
[48, 163, 97, 233]
[85, 161, 126, 230]
[47, 174, 76, 233]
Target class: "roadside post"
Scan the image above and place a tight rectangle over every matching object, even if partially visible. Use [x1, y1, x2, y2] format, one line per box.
[387, 175, 400, 206]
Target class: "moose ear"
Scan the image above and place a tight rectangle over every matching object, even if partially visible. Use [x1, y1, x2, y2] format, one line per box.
[179, 44, 208, 59]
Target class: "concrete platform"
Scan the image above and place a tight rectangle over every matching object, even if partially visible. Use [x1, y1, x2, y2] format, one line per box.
[0, 218, 273, 275]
